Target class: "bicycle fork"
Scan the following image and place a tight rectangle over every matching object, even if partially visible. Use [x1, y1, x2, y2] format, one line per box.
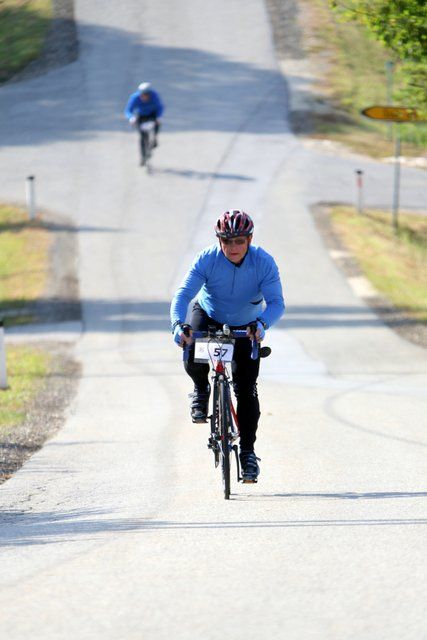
[207, 376, 221, 467]
[233, 444, 242, 482]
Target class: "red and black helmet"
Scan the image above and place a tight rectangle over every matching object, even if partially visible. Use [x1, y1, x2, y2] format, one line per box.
[214, 209, 254, 238]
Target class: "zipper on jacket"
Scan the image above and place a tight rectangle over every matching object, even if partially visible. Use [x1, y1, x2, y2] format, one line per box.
[231, 266, 237, 294]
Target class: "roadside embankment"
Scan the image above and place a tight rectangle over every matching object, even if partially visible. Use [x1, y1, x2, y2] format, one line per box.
[313, 204, 427, 348]
[266, 0, 427, 165]
[0, 0, 77, 84]
[0, 204, 80, 483]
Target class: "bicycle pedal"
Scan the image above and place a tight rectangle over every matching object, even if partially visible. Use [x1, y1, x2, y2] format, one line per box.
[192, 417, 208, 424]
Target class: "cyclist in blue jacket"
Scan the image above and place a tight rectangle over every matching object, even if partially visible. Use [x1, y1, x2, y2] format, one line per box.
[124, 82, 164, 163]
[170, 210, 285, 481]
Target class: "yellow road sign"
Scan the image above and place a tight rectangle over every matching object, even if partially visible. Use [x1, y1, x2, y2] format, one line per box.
[362, 105, 420, 122]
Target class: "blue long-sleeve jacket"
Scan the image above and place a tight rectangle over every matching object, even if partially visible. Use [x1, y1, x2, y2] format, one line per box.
[170, 244, 285, 329]
[124, 90, 164, 119]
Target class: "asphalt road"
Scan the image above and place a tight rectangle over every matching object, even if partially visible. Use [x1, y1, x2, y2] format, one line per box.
[1, 1, 426, 639]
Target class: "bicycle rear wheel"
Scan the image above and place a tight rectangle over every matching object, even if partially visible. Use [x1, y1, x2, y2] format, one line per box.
[219, 379, 231, 500]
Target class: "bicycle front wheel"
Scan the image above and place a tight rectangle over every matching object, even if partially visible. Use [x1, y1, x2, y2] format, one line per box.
[219, 379, 231, 500]
[140, 132, 149, 164]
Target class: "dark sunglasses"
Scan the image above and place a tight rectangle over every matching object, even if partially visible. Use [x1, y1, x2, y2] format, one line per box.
[220, 237, 247, 246]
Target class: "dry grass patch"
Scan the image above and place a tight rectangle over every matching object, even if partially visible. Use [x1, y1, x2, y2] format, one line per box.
[330, 206, 427, 323]
[0, 345, 51, 433]
[0, 205, 52, 324]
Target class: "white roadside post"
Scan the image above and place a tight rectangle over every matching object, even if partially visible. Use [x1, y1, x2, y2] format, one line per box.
[26, 175, 36, 220]
[355, 169, 364, 215]
[0, 320, 7, 390]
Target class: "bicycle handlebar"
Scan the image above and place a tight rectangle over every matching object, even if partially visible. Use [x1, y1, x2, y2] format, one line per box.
[182, 326, 259, 362]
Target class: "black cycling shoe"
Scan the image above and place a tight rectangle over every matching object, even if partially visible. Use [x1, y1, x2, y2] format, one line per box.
[240, 450, 260, 483]
[189, 385, 210, 423]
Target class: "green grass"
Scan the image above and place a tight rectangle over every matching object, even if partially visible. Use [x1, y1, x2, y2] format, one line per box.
[0, 205, 51, 325]
[330, 206, 427, 322]
[303, 0, 427, 154]
[0, 204, 53, 436]
[0, 0, 53, 82]
[0, 345, 51, 433]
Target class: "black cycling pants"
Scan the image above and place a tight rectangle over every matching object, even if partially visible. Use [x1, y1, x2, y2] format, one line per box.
[137, 113, 160, 136]
[184, 303, 261, 452]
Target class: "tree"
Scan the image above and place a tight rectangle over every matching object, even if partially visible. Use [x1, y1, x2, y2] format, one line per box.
[330, 0, 427, 111]
[330, 0, 426, 60]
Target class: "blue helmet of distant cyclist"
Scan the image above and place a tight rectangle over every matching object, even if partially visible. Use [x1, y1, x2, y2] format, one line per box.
[214, 209, 254, 239]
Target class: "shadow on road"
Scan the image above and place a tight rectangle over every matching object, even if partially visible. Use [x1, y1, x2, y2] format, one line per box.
[0, 219, 128, 234]
[249, 491, 427, 500]
[1, 505, 426, 547]
[152, 167, 255, 182]
[277, 305, 427, 330]
[0, 21, 289, 147]
[5, 300, 426, 333]
[3, 301, 171, 332]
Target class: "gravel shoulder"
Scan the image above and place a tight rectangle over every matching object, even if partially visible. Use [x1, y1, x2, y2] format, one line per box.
[0, 344, 80, 483]
[0, 208, 81, 484]
[265, 0, 352, 139]
[0, 0, 80, 483]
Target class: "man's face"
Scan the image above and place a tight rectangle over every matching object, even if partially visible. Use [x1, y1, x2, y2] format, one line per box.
[140, 92, 150, 102]
[219, 235, 251, 263]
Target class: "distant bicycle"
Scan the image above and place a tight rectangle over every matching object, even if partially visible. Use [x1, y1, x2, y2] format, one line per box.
[124, 82, 163, 169]
[138, 119, 157, 171]
[184, 324, 270, 500]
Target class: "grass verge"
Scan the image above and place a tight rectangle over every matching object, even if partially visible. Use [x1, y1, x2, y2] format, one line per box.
[0, 0, 53, 83]
[299, 0, 427, 157]
[0, 202, 79, 480]
[0, 203, 53, 438]
[330, 206, 427, 324]
[0, 204, 52, 325]
[0, 346, 51, 434]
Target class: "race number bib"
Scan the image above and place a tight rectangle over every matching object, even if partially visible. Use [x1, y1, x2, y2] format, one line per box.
[194, 339, 235, 363]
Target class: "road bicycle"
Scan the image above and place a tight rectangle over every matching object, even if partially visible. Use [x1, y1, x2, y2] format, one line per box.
[184, 325, 270, 500]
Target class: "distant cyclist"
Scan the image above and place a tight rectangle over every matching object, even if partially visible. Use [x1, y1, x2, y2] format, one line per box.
[170, 210, 285, 482]
[124, 82, 164, 164]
